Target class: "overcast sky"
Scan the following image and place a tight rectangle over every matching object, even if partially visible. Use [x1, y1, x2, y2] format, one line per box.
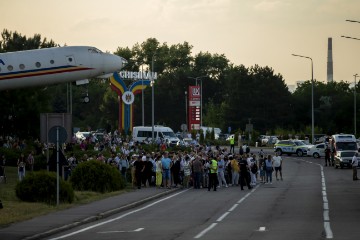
[2, 0, 360, 86]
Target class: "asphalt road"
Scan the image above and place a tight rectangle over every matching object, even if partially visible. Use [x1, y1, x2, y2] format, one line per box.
[44, 154, 360, 240]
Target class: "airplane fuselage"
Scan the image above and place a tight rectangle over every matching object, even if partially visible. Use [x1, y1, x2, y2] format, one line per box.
[0, 46, 127, 90]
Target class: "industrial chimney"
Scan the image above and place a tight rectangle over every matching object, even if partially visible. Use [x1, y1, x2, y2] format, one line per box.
[327, 37, 333, 82]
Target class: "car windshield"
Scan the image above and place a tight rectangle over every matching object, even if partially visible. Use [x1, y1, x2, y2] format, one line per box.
[336, 142, 357, 151]
[340, 152, 356, 157]
[294, 141, 305, 146]
[162, 131, 176, 138]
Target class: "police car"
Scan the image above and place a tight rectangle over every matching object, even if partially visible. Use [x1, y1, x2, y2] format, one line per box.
[274, 140, 308, 157]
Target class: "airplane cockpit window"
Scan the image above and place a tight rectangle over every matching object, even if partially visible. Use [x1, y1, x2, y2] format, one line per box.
[88, 48, 102, 54]
[50, 60, 55, 64]
[35, 62, 41, 68]
[19, 64, 25, 70]
[7, 65, 13, 71]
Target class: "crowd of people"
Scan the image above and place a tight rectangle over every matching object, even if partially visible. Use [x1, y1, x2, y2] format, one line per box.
[106, 145, 284, 191]
[0, 133, 285, 191]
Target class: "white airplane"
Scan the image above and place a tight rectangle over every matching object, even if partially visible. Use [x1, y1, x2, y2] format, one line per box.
[0, 46, 127, 90]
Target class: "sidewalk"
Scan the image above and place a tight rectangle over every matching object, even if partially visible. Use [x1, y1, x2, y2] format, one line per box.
[0, 187, 178, 240]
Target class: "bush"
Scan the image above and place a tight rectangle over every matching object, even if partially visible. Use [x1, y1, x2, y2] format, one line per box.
[15, 171, 74, 205]
[70, 160, 125, 193]
[0, 147, 22, 166]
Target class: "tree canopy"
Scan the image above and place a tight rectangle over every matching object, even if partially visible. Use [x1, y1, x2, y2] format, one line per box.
[0, 29, 358, 139]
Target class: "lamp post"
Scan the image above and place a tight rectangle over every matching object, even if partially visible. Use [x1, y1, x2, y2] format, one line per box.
[354, 74, 359, 136]
[151, 54, 156, 142]
[188, 76, 207, 128]
[185, 91, 188, 130]
[141, 66, 144, 126]
[292, 54, 315, 144]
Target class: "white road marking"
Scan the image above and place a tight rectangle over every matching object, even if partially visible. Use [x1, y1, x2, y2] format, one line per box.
[324, 222, 334, 239]
[216, 212, 230, 222]
[194, 223, 218, 239]
[258, 227, 266, 232]
[310, 163, 333, 238]
[228, 204, 238, 212]
[47, 190, 189, 240]
[194, 185, 260, 238]
[98, 228, 144, 234]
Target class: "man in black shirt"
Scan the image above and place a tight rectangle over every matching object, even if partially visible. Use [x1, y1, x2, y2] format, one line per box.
[239, 157, 252, 190]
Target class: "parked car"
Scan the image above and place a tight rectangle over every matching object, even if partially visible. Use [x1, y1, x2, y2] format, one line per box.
[334, 151, 360, 169]
[307, 143, 326, 158]
[274, 140, 308, 156]
[261, 135, 278, 146]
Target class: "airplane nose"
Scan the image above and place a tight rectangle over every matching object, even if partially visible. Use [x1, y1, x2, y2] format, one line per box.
[105, 54, 127, 73]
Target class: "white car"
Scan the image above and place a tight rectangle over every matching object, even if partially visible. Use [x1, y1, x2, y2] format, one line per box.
[261, 136, 278, 146]
[307, 143, 326, 158]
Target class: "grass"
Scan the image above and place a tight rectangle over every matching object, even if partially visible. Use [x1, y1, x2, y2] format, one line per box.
[0, 167, 130, 227]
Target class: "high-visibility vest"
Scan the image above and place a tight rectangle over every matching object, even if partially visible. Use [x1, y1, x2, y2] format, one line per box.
[210, 159, 218, 173]
[230, 138, 235, 145]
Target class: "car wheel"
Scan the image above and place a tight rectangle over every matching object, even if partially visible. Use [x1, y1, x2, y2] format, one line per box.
[296, 150, 303, 157]
[275, 149, 282, 156]
[313, 152, 320, 158]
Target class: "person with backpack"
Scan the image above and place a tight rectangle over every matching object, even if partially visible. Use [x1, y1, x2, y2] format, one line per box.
[239, 156, 252, 190]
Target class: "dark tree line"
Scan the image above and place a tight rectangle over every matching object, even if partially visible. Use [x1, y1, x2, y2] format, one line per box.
[0, 29, 358, 139]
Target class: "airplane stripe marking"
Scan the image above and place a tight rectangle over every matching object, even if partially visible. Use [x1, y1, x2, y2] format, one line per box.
[0, 66, 93, 81]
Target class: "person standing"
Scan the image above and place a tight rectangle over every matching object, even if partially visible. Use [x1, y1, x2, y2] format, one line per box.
[142, 155, 153, 187]
[258, 155, 266, 183]
[229, 137, 235, 154]
[324, 146, 331, 166]
[27, 151, 34, 172]
[161, 152, 172, 189]
[192, 155, 203, 189]
[230, 155, 239, 186]
[351, 152, 359, 181]
[239, 156, 252, 190]
[217, 155, 228, 188]
[182, 156, 191, 188]
[208, 155, 218, 191]
[272, 152, 283, 181]
[265, 155, 273, 184]
[155, 155, 163, 188]
[119, 154, 129, 181]
[172, 154, 181, 188]
[134, 155, 145, 189]
[17, 153, 26, 181]
[0, 154, 6, 183]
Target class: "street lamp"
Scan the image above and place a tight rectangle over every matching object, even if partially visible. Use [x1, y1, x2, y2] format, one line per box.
[185, 91, 188, 129]
[354, 74, 359, 136]
[188, 76, 207, 127]
[151, 54, 156, 142]
[292, 54, 315, 144]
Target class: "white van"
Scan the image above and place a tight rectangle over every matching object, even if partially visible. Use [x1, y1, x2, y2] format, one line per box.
[132, 126, 180, 146]
[200, 126, 221, 139]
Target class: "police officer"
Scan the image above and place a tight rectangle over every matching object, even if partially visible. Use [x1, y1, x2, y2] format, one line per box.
[229, 137, 235, 154]
[208, 155, 218, 191]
